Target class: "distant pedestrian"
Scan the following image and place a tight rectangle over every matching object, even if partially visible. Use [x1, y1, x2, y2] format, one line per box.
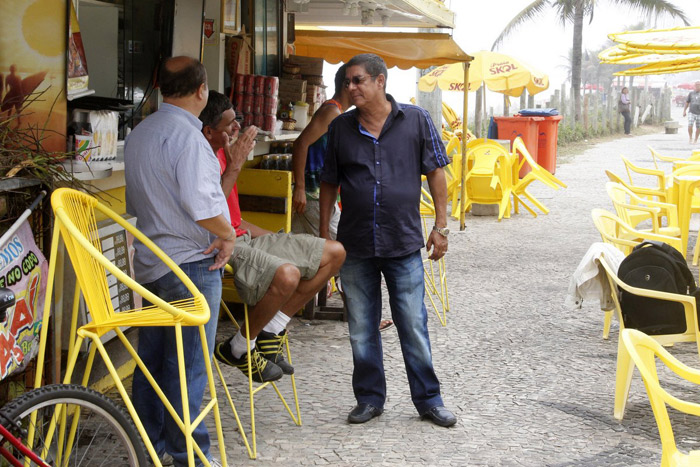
[683, 81, 700, 144]
[319, 53, 456, 428]
[618, 87, 632, 136]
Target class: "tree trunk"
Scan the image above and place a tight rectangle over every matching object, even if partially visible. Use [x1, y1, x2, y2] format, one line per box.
[570, 2, 584, 123]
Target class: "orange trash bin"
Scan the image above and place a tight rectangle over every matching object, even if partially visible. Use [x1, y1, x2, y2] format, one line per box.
[536, 115, 563, 175]
[494, 116, 544, 178]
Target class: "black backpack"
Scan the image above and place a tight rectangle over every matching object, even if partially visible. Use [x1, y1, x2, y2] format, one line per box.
[617, 241, 700, 335]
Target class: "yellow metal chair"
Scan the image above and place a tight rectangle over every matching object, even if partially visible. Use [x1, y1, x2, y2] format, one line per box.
[606, 182, 681, 240]
[597, 254, 700, 421]
[621, 328, 700, 466]
[32, 188, 227, 467]
[216, 266, 301, 460]
[418, 188, 450, 327]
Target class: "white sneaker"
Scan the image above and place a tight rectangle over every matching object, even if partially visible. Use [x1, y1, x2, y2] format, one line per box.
[208, 458, 223, 467]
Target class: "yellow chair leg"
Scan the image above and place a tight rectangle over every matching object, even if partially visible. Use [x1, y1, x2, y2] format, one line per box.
[613, 337, 635, 420]
[603, 310, 613, 340]
[217, 300, 302, 460]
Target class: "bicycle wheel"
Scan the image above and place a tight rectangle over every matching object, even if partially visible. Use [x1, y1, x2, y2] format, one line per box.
[0, 384, 148, 466]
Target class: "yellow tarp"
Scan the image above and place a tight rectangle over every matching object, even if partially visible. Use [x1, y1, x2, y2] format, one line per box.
[293, 30, 471, 70]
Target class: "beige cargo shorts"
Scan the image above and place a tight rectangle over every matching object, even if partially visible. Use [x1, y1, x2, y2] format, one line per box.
[228, 232, 325, 305]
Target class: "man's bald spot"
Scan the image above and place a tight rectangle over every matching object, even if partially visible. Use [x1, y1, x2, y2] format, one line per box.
[164, 56, 200, 73]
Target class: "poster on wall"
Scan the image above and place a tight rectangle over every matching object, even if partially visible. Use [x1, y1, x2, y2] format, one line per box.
[0, 221, 48, 381]
[0, 0, 68, 153]
[68, 1, 89, 95]
[221, 0, 240, 34]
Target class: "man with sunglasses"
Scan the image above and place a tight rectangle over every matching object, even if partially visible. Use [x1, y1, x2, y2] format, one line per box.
[319, 53, 456, 427]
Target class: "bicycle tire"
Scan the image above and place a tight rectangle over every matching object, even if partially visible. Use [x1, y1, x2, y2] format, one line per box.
[0, 384, 148, 466]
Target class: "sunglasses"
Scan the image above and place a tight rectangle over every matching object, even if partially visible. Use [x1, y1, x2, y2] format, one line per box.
[343, 74, 377, 88]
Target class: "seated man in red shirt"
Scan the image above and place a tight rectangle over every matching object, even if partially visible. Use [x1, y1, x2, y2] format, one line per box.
[200, 91, 346, 383]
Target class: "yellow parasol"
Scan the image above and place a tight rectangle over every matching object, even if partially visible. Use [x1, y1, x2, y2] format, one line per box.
[599, 26, 700, 75]
[418, 50, 549, 96]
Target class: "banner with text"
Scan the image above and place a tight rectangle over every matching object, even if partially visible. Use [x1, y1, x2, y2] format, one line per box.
[0, 220, 48, 381]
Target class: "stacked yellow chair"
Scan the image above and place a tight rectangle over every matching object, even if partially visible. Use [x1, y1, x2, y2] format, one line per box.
[33, 188, 228, 467]
[461, 138, 514, 220]
[597, 254, 700, 421]
[621, 328, 700, 466]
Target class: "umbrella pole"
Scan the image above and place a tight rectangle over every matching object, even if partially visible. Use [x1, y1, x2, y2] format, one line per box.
[460, 61, 470, 231]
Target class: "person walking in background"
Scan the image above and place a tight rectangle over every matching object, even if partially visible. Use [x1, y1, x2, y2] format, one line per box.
[319, 53, 456, 428]
[618, 87, 632, 136]
[683, 81, 700, 145]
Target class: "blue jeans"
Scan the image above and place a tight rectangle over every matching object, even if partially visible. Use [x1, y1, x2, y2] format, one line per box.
[131, 258, 221, 467]
[340, 251, 443, 414]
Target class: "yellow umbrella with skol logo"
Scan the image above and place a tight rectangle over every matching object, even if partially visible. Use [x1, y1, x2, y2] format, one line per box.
[418, 50, 548, 96]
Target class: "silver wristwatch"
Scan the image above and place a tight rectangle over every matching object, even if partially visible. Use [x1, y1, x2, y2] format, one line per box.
[432, 225, 450, 237]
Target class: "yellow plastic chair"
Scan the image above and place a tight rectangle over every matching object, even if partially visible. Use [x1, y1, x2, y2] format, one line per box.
[671, 165, 700, 264]
[597, 254, 700, 421]
[511, 137, 567, 216]
[605, 170, 668, 203]
[622, 156, 669, 199]
[462, 139, 514, 220]
[216, 266, 301, 460]
[418, 188, 450, 327]
[591, 209, 683, 257]
[32, 188, 227, 467]
[606, 182, 681, 240]
[621, 328, 700, 466]
[591, 209, 683, 340]
[649, 145, 689, 170]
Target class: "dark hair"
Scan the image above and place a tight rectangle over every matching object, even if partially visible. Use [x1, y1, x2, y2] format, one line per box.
[158, 56, 207, 98]
[199, 90, 233, 128]
[334, 64, 347, 96]
[622, 87, 628, 92]
[346, 53, 388, 89]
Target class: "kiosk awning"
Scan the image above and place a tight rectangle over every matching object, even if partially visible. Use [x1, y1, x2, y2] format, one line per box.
[293, 30, 471, 70]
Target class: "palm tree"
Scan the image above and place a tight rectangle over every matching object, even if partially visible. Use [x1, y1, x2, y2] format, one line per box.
[491, 0, 689, 123]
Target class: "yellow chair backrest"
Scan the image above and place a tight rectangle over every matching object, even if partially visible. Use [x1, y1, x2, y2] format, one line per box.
[51, 188, 208, 332]
[621, 156, 667, 192]
[606, 181, 679, 234]
[512, 137, 567, 189]
[591, 209, 682, 255]
[621, 328, 700, 466]
[649, 145, 687, 170]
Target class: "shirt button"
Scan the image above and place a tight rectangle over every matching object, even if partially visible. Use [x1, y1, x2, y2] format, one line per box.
[375, 223, 379, 227]
[376, 161, 380, 165]
[376, 180, 380, 185]
[376, 202, 379, 206]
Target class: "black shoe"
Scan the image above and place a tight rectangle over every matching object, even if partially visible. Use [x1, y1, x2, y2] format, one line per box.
[215, 338, 283, 383]
[347, 403, 383, 424]
[421, 406, 457, 427]
[256, 330, 294, 375]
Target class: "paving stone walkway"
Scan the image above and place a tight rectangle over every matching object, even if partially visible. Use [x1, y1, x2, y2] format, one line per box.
[212, 118, 700, 466]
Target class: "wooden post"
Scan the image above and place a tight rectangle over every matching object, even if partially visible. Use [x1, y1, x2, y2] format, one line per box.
[553, 89, 560, 110]
[459, 61, 470, 231]
[527, 94, 535, 109]
[475, 87, 483, 138]
[593, 92, 600, 134]
[519, 90, 527, 112]
[583, 93, 589, 131]
[503, 94, 510, 117]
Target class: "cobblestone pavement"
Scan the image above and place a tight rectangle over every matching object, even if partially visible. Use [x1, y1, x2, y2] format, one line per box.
[211, 122, 700, 466]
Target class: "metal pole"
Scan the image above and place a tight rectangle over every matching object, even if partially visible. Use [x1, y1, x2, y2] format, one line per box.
[460, 61, 471, 231]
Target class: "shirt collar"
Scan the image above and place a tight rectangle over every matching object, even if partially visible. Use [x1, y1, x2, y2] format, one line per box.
[351, 94, 404, 128]
[159, 102, 204, 130]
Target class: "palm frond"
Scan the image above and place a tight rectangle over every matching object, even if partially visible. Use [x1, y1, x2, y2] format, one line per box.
[607, 0, 690, 26]
[491, 0, 551, 51]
